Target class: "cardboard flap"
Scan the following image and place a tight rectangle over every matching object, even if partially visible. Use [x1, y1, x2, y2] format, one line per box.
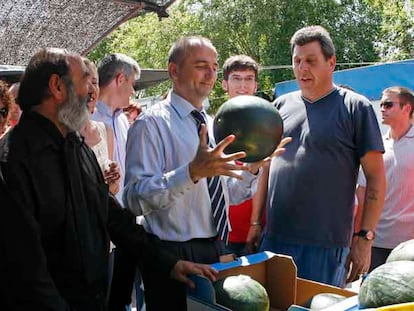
[214, 252, 298, 311]
[187, 275, 216, 304]
[211, 251, 276, 272]
[266, 254, 298, 311]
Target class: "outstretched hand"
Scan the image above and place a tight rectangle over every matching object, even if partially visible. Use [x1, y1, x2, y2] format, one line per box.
[170, 260, 218, 289]
[189, 124, 249, 182]
[245, 136, 293, 174]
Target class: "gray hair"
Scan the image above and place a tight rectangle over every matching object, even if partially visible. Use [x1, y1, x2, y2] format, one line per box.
[97, 53, 140, 88]
[290, 25, 335, 60]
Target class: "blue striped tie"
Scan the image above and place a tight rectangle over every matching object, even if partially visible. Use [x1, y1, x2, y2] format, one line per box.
[191, 110, 229, 242]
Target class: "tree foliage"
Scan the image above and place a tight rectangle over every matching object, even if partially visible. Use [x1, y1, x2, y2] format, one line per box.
[366, 0, 414, 61]
[89, 0, 400, 112]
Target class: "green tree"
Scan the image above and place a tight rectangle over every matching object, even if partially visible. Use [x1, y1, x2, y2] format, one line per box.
[366, 0, 414, 60]
[88, 3, 203, 97]
[89, 0, 383, 112]
[186, 0, 381, 111]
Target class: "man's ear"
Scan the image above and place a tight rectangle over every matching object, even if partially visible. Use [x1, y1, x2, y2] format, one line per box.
[222, 79, 228, 92]
[48, 74, 65, 102]
[115, 72, 125, 86]
[403, 102, 412, 115]
[168, 62, 178, 81]
[329, 55, 337, 71]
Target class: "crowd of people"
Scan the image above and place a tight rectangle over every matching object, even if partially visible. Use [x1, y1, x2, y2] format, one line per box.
[0, 24, 413, 311]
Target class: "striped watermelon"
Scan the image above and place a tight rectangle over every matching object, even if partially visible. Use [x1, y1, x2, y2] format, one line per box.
[213, 274, 270, 311]
[359, 261, 414, 308]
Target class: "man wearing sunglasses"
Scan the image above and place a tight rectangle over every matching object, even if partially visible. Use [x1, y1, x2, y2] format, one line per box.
[356, 86, 414, 271]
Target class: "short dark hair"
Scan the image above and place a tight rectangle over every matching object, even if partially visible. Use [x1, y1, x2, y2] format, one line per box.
[0, 80, 14, 113]
[168, 36, 216, 66]
[222, 55, 259, 81]
[97, 53, 140, 88]
[18, 48, 75, 112]
[383, 86, 414, 118]
[290, 25, 335, 60]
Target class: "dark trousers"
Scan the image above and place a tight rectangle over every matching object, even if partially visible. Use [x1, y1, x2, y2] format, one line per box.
[369, 246, 392, 272]
[141, 238, 222, 311]
[108, 247, 136, 310]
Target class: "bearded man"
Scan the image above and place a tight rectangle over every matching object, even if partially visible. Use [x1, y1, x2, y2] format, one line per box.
[0, 48, 216, 311]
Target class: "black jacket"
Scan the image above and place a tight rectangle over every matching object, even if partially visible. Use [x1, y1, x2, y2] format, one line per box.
[0, 112, 177, 310]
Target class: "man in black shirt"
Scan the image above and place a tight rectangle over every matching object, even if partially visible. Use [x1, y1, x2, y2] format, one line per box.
[0, 48, 216, 311]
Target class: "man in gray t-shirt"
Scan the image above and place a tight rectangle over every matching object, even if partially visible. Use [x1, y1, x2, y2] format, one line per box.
[357, 86, 414, 271]
[260, 25, 385, 287]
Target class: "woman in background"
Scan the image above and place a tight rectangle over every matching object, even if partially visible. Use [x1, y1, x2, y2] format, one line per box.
[80, 58, 121, 195]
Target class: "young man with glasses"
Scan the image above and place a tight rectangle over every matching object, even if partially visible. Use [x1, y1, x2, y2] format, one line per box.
[221, 55, 268, 256]
[356, 86, 414, 271]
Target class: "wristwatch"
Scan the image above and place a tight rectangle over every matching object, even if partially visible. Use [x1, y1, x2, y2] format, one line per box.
[353, 229, 375, 241]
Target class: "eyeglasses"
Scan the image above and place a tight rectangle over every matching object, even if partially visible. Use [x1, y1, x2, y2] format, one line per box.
[380, 101, 397, 109]
[0, 107, 8, 118]
[228, 75, 256, 85]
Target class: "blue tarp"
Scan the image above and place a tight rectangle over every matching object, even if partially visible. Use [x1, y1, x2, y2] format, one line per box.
[274, 59, 414, 100]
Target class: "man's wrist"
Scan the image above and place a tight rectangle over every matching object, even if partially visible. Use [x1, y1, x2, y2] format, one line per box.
[353, 229, 375, 241]
[250, 221, 262, 226]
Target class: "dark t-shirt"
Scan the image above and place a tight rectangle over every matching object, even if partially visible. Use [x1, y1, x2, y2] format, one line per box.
[265, 87, 384, 248]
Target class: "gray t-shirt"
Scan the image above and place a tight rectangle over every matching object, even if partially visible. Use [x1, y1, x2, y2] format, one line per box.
[358, 126, 414, 249]
[265, 87, 384, 248]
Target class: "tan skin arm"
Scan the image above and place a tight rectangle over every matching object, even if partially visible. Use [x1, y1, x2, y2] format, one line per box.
[103, 124, 121, 195]
[346, 151, 385, 282]
[105, 124, 115, 160]
[354, 184, 366, 233]
[245, 162, 269, 253]
[245, 137, 292, 253]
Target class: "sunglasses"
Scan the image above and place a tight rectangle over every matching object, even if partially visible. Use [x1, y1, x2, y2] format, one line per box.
[0, 107, 8, 118]
[380, 101, 396, 109]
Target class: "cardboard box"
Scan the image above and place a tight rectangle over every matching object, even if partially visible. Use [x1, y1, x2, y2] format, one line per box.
[187, 251, 356, 311]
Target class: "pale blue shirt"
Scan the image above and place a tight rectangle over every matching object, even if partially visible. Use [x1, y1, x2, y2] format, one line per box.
[123, 91, 258, 242]
[91, 101, 129, 205]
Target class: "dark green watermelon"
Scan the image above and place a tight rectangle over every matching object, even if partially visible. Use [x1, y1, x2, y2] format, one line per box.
[359, 261, 414, 308]
[213, 274, 270, 311]
[386, 239, 414, 263]
[213, 95, 283, 162]
[305, 293, 347, 310]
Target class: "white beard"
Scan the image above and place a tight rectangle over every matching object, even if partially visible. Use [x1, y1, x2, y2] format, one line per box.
[58, 79, 89, 132]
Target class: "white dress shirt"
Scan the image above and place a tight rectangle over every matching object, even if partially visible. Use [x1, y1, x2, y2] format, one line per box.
[123, 91, 258, 241]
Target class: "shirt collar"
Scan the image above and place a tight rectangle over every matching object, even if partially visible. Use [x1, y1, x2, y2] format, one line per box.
[96, 100, 123, 117]
[170, 91, 207, 119]
[385, 124, 414, 141]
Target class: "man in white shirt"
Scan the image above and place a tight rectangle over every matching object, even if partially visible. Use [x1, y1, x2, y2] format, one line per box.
[357, 86, 414, 271]
[91, 53, 140, 310]
[92, 53, 139, 204]
[124, 36, 277, 310]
